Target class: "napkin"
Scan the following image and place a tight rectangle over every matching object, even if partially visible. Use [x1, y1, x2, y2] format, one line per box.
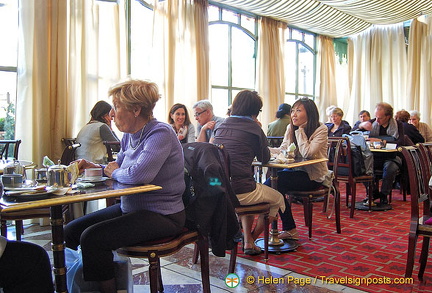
[288, 142, 296, 152]
[43, 156, 55, 168]
[67, 162, 80, 184]
[273, 152, 295, 164]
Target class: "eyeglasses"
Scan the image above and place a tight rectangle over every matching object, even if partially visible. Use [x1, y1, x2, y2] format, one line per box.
[194, 110, 206, 117]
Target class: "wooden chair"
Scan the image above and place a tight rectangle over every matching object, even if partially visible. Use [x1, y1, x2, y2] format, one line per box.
[117, 230, 210, 293]
[61, 137, 77, 147]
[328, 137, 374, 218]
[267, 136, 284, 148]
[401, 145, 432, 279]
[60, 143, 81, 165]
[0, 139, 21, 160]
[285, 138, 342, 239]
[103, 140, 120, 162]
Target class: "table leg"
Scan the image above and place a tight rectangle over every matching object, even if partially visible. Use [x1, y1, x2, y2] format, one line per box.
[50, 205, 67, 293]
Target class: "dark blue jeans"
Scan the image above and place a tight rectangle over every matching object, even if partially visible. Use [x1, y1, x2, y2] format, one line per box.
[65, 204, 185, 281]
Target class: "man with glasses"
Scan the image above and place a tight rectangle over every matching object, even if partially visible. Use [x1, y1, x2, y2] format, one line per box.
[193, 100, 225, 142]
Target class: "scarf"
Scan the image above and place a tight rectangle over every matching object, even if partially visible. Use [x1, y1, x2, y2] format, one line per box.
[370, 117, 399, 139]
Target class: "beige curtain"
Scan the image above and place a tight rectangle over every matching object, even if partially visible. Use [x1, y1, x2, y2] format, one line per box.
[406, 16, 432, 126]
[256, 17, 286, 133]
[152, 0, 208, 121]
[16, 0, 126, 166]
[316, 35, 337, 123]
[16, 0, 68, 166]
[347, 24, 407, 125]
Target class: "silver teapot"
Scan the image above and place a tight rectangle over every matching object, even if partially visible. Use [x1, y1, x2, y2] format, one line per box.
[47, 161, 74, 188]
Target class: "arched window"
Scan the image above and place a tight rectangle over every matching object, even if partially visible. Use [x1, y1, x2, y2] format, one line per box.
[284, 28, 317, 105]
[208, 4, 258, 117]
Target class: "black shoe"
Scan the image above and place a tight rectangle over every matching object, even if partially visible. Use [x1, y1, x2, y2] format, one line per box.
[372, 190, 381, 200]
[380, 196, 388, 205]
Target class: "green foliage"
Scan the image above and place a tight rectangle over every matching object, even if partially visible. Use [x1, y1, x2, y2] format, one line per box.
[3, 103, 15, 140]
[0, 117, 5, 131]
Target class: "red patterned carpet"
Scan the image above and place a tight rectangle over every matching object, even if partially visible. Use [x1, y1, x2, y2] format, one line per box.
[236, 186, 432, 293]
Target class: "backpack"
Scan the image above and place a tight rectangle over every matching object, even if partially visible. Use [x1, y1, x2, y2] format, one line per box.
[342, 131, 374, 176]
[182, 142, 240, 257]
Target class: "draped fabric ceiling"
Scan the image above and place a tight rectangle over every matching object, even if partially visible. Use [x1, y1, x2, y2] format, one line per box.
[211, 0, 432, 37]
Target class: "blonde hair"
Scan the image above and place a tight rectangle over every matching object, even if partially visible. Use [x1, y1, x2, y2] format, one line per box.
[108, 79, 160, 119]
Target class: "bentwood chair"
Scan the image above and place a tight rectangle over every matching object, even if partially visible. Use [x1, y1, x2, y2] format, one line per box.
[0, 139, 21, 160]
[285, 138, 342, 239]
[61, 137, 77, 147]
[60, 143, 81, 165]
[103, 141, 121, 162]
[401, 146, 432, 280]
[328, 137, 374, 218]
[267, 136, 284, 148]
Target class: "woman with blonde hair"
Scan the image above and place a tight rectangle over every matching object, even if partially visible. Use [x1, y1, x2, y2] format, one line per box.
[65, 79, 185, 293]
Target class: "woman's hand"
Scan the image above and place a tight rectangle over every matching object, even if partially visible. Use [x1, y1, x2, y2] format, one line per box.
[104, 161, 120, 178]
[74, 159, 100, 174]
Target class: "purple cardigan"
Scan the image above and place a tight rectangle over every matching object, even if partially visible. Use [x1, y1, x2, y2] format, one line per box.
[112, 119, 185, 215]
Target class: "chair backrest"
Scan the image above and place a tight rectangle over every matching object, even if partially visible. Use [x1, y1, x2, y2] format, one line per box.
[0, 139, 21, 160]
[60, 143, 81, 165]
[400, 146, 430, 223]
[418, 142, 432, 164]
[61, 138, 77, 147]
[327, 137, 347, 180]
[103, 141, 121, 162]
[267, 136, 284, 148]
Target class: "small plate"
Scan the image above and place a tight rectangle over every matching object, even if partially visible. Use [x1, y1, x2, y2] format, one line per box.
[4, 190, 53, 201]
[78, 177, 109, 183]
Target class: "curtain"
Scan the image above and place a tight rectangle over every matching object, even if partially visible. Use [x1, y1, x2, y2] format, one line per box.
[347, 24, 407, 125]
[16, 0, 68, 166]
[406, 16, 432, 126]
[316, 35, 337, 123]
[256, 17, 286, 133]
[152, 0, 208, 123]
[16, 0, 126, 166]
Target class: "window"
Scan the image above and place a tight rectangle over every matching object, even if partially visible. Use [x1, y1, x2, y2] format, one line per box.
[284, 27, 317, 105]
[0, 0, 18, 139]
[208, 4, 258, 117]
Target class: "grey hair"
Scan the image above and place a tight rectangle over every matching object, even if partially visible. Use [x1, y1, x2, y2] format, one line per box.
[326, 105, 336, 116]
[193, 100, 213, 113]
[409, 110, 420, 119]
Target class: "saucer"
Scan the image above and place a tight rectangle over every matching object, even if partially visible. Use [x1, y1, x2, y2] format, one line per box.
[78, 177, 109, 183]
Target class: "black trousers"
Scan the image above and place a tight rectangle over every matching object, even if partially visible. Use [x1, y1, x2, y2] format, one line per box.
[0, 240, 54, 293]
[64, 204, 185, 281]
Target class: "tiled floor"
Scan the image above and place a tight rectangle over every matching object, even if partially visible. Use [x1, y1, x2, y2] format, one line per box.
[5, 222, 366, 293]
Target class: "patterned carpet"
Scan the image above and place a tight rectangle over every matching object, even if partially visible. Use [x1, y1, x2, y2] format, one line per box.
[234, 186, 432, 293]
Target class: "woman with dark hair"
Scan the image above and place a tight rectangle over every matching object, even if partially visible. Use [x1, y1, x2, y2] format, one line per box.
[168, 103, 195, 143]
[76, 100, 119, 164]
[266, 98, 328, 240]
[213, 90, 287, 255]
[267, 103, 291, 137]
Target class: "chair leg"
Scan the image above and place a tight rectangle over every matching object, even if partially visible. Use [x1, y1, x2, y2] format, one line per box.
[192, 243, 199, 264]
[263, 215, 269, 262]
[405, 233, 418, 278]
[305, 196, 313, 239]
[197, 236, 211, 293]
[334, 186, 341, 234]
[418, 236, 430, 281]
[15, 220, 23, 241]
[228, 245, 237, 274]
[350, 184, 356, 218]
[147, 252, 159, 293]
[1, 220, 7, 238]
[157, 258, 163, 293]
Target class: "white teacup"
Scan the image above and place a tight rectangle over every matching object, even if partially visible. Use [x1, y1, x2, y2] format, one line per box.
[84, 168, 103, 181]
